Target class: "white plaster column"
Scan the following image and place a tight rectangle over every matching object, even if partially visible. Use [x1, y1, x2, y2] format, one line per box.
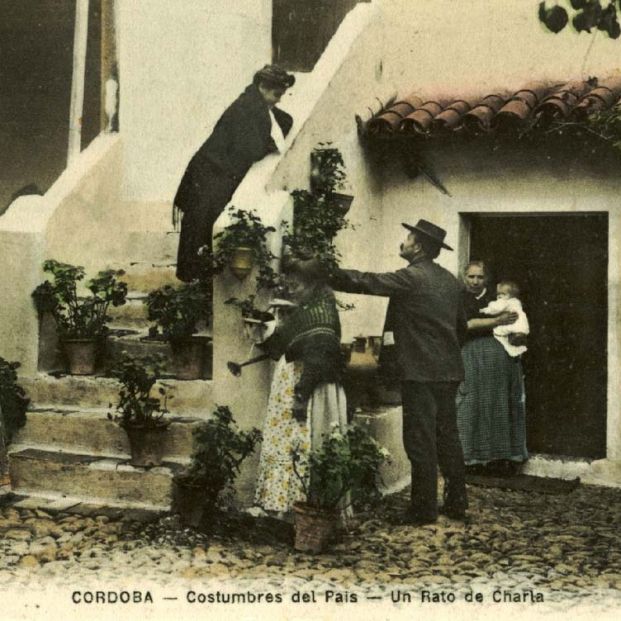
[67, 0, 90, 165]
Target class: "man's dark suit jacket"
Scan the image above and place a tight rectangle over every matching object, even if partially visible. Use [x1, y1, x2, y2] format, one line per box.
[331, 256, 467, 383]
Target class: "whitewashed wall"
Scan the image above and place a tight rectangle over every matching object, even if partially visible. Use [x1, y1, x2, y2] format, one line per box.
[116, 0, 272, 202]
[380, 0, 621, 98]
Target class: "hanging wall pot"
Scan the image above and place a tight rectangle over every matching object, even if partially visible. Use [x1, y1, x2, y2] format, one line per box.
[229, 247, 254, 280]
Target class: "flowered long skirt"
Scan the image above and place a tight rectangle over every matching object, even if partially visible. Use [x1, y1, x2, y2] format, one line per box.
[254, 356, 348, 513]
[456, 336, 528, 465]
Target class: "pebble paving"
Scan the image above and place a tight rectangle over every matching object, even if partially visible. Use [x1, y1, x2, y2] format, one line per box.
[0, 482, 620, 614]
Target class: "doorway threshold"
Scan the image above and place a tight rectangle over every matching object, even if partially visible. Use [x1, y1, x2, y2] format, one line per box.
[522, 454, 621, 488]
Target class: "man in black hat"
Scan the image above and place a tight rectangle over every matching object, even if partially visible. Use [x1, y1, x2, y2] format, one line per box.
[331, 219, 468, 524]
[174, 65, 295, 282]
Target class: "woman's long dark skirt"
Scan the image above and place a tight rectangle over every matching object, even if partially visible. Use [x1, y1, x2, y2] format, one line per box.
[175, 168, 238, 282]
[456, 336, 528, 465]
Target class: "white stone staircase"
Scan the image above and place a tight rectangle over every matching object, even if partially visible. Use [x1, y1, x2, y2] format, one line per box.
[8, 256, 215, 511]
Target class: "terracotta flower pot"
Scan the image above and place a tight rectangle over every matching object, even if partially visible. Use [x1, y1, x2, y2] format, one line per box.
[63, 338, 99, 375]
[293, 502, 338, 553]
[124, 424, 168, 467]
[229, 247, 254, 280]
[171, 337, 208, 380]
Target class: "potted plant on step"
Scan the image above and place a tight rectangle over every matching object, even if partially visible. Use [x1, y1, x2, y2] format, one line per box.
[108, 353, 170, 467]
[32, 260, 128, 375]
[309, 143, 354, 214]
[292, 424, 388, 553]
[145, 279, 211, 380]
[213, 207, 277, 286]
[173, 404, 262, 527]
[0, 357, 30, 485]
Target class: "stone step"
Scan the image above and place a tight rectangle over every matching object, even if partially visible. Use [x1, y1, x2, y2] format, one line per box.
[20, 373, 215, 414]
[104, 331, 213, 379]
[8, 448, 182, 509]
[14, 408, 200, 459]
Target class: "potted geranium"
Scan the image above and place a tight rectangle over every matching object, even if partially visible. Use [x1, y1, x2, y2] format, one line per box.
[108, 353, 170, 467]
[309, 143, 354, 214]
[145, 279, 211, 380]
[173, 405, 262, 527]
[213, 207, 277, 287]
[292, 424, 388, 553]
[32, 260, 127, 375]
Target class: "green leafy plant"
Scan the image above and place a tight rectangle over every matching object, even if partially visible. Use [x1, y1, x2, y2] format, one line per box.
[0, 358, 29, 444]
[310, 143, 348, 194]
[292, 424, 389, 512]
[108, 354, 170, 429]
[32, 260, 127, 339]
[175, 405, 262, 512]
[146, 280, 211, 341]
[282, 189, 350, 274]
[224, 295, 274, 322]
[211, 207, 278, 290]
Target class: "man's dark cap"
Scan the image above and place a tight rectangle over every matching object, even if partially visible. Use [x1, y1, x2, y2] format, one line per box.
[402, 219, 453, 251]
[254, 64, 295, 89]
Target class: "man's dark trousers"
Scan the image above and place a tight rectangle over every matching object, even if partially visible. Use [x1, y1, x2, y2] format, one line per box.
[401, 381, 467, 521]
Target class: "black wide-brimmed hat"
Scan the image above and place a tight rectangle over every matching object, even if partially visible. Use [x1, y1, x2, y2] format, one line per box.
[253, 64, 295, 89]
[402, 219, 453, 251]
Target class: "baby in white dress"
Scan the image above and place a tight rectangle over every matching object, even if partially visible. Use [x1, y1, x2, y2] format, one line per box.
[480, 281, 529, 357]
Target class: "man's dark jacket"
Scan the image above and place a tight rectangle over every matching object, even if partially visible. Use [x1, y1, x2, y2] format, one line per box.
[331, 256, 467, 382]
[174, 84, 293, 281]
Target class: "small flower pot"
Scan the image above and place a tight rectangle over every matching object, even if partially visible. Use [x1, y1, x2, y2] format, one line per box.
[124, 424, 168, 467]
[171, 337, 208, 380]
[63, 338, 99, 375]
[229, 247, 254, 280]
[293, 502, 338, 553]
[327, 192, 354, 215]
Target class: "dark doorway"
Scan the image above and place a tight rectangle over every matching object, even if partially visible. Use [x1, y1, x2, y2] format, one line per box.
[272, 0, 369, 71]
[468, 214, 608, 459]
[0, 1, 101, 214]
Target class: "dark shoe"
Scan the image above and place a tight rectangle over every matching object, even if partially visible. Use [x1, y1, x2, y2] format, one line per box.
[439, 505, 469, 523]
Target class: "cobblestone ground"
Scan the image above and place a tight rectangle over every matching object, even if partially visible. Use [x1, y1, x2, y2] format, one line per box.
[1, 482, 620, 615]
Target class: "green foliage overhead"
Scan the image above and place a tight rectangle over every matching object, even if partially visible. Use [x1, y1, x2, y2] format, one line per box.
[539, 1, 621, 38]
[108, 354, 169, 430]
[282, 189, 349, 275]
[0, 358, 29, 445]
[177, 405, 262, 512]
[32, 260, 128, 339]
[146, 280, 211, 341]
[310, 143, 347, 194]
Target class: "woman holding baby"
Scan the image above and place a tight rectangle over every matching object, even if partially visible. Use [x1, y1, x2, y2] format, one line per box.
[456, 261, 529, 475]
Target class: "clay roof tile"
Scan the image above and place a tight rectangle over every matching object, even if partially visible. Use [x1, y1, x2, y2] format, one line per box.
[400, 100, 446, 134]
[572, 76, 621, 120]
[462, 94, 507, 133]
[432, 99, 475, 131]
[535, 80, 591, 121]
[364, 76, 621, 138]
[366, 95, 421, 135]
